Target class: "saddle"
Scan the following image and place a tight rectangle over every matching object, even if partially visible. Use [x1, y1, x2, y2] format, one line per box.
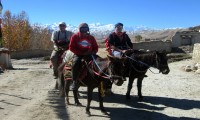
[63, 59, 93, 82]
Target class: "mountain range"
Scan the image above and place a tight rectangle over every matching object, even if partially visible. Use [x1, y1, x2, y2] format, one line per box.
[42, 23, 186, 41]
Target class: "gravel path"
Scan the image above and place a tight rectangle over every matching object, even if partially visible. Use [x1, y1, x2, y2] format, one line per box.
[0, 58, 200, 120]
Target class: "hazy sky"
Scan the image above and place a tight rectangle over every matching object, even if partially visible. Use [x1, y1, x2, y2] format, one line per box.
[2, 0, 200, 28]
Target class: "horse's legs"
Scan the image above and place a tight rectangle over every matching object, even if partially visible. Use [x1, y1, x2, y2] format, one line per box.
[86, 87, 93, 116]
[73, 89, 81, 106]
[77, 86, 81, 98]
[54, 80, 58, 90]
[137, 77, 144, 100]
[98, 86, 106, 114]
[58, 72, 65, 97]
[126, 77, 134, 100]
[64, 80, 70, 104]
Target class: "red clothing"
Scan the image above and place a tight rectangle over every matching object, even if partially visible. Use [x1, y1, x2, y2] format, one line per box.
[69, 32, 98, 56]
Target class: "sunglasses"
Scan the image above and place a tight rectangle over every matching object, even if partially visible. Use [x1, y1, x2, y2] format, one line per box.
[80, 27, 89, 29]
[116, 25, 123, 28]
[59, 25, 66, 27]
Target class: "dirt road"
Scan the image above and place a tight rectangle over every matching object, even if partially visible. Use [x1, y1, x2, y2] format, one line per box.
[0, 58, 200, 120]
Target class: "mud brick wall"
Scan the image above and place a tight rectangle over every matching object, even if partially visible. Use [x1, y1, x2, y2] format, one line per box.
[132, 41, 171, 52]
[192, 43, 200, 63]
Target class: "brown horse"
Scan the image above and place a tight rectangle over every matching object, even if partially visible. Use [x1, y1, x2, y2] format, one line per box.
[58, 54, 125, 116]
[122, 50, 170, 100]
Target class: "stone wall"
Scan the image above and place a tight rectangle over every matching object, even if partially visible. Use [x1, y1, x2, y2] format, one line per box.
[132, 41, 172, 52]
[192, 43, 200, 63]
[10, 49, 52, 59]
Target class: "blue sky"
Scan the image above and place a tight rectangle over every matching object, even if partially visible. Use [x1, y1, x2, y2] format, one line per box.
[2, 0, 200, 28]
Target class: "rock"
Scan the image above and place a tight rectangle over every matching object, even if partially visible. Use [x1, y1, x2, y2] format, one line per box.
[195, 63, 200, 70]
[185, 65, 192, 72]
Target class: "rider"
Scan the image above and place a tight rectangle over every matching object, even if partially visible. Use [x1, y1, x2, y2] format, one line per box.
[108, 22, 133, 57]
[50, 22, 73, 79]
[69, 23, 98, 90]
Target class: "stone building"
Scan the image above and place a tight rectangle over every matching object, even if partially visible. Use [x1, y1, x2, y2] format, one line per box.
[171, 31, 200, 48]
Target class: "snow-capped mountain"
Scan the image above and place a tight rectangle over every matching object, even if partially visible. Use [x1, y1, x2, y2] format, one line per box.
[43, 23, 153, 33]
[42, 22, 156, 40]
[41, 22, 185, 40]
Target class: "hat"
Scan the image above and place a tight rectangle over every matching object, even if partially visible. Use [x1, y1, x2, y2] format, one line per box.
[59, 22, 66, 26]
[115, 22, 123, 28]
[78, 23, 89, 29]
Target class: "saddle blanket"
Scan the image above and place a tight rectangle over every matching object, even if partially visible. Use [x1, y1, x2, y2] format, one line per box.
[63, 50, 88, 81]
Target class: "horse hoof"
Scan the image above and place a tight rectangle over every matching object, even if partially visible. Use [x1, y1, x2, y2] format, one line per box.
[75, 102, 82, 106]
[86, 111, 91, 116]
[101, 110, 108, 115]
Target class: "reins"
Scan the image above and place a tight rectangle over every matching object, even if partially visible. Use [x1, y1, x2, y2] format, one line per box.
[91, 55, 111, 79]
[91, 55, 124, 80]
[124, 54, 160, 74]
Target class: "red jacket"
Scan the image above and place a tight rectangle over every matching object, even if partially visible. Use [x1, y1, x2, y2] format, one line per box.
[69, 32, 98, 56]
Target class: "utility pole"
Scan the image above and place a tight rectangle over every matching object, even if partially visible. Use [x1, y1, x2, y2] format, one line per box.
[0, 0, 3, 47]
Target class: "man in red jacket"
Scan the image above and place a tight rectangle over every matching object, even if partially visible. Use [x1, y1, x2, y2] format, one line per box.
[69, 23, 98, 90]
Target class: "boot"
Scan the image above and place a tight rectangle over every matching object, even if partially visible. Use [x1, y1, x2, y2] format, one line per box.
[70, 56, 81, 90]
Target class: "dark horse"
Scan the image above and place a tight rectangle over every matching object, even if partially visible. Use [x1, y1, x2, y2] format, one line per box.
[122, 50, 170, 100]
[58, 54, 125, 116]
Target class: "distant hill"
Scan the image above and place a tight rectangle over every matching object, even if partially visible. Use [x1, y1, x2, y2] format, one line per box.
[189, 25, 200, 31]
[132, 28, 186, 42]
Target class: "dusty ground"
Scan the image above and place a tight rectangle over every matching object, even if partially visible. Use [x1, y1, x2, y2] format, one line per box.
[0, 55, 200, 120]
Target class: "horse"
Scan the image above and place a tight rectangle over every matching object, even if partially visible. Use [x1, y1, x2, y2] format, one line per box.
[58, 54, 126, 116]
[122, 50, 170, 100]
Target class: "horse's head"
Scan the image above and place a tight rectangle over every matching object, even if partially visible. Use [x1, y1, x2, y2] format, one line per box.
[155, 50, 170, 74]
[102, 78, 113, 96]
[107, 55, 126, 86]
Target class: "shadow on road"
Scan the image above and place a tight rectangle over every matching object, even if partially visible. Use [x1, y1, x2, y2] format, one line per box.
[88, 92, 200, 120]
[0, 93, 32, 100]
[47, 89, 69, 120]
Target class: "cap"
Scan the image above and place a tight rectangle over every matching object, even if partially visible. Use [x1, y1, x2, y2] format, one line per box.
[115, 22, 123, 28]
[59, 22, 66, 26]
